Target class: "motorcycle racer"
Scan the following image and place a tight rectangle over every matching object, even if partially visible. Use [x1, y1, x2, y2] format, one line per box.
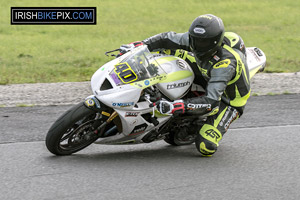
[122, 14, 250, 156]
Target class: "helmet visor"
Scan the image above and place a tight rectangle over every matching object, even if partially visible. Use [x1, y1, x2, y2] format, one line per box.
[190, 36, 216, 53]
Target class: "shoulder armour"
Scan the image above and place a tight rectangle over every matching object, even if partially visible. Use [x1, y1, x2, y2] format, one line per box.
[224, 32, 246, 54]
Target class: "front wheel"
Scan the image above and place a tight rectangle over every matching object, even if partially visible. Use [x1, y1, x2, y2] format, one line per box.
[45, 102, 105, 155]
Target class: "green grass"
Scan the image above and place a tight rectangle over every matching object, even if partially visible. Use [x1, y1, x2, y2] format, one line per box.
[1, 0, 300, 84]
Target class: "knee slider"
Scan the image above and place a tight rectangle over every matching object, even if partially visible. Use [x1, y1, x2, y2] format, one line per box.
[195, 124, 222, 156]
[195, 134, 218, 156]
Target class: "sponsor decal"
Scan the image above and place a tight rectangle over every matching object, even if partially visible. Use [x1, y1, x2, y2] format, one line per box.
[152, 54, 163, 58]
[254, 48, 263, 56]
[125, 112, 139, 117]
[110, 73, 121, 85]
[213, 59, 231, 69]
[213, 55, 220, 61]
[205, 129, 221, 142]
[175, 49, 186, 59]
[144, 80, 150, 86]
[84, 96, 101, 108]
[219, 108, 231, 127]
[193, 27, 206, 34]
[176, 60, 187, 69]
[249, 49, 261, 62]
[187, 103, 211, 111]
[240, 42, 245, 52]
[167, 81, 191, 90]
[85, 99, 95, 107]
[133, 82, 143, 88]
[150, 75, 166, 81]
[199, 15, 213, 20]
[133, 75, 166, 88]
[112, 102, 134, 107]
[130, 123, 148, 135]
[224, 109, 238, 130]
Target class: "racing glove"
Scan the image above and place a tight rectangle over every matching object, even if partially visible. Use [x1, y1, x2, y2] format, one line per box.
[150, 100, 185, 115]
[118, 41, 144, 57]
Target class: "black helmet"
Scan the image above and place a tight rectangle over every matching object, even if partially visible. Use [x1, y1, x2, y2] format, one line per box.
[188, 14, 225, 60]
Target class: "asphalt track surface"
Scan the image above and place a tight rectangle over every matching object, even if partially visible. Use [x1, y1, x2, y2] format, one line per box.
[1, 94, 300, 200]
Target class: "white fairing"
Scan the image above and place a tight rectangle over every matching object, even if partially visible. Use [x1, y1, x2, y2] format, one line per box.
[246, 47, 266, 79]
[157, 57, 194, 100]
[90, 46, 193, 144]
[91, 58, 141, 110]
[89, 45, 265, 145]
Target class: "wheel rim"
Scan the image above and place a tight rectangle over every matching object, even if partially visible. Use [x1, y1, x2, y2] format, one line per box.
[174, 132, 196, 145]
[58, 114, 101, 152]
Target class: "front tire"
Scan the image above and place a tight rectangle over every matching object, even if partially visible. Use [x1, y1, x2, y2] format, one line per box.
[45, 102, 103, 155]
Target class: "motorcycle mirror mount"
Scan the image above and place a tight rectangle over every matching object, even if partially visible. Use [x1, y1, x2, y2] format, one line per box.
[105, 48, 121, 57]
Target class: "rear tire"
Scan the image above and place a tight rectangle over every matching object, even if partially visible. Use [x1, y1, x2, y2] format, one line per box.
[164, 130, 195, 146]
[45, 102, 103, 155]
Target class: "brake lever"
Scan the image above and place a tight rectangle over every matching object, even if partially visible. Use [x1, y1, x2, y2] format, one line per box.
[145, 94, 156, 118]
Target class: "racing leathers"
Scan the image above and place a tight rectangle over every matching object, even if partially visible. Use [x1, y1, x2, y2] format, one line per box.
[143, 31, 250, 156]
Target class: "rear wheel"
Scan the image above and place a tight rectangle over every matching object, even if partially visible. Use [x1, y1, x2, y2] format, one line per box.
[45, 103, 105, 155]
[164, 130, 196, 146]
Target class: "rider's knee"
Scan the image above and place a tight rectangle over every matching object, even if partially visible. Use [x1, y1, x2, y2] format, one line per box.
[195, 134, 218, 156]
[195, 124, 222, 156]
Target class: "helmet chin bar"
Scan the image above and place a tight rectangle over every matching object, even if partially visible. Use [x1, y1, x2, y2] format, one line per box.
[194, 46, 220, 61]
[189, 35, 224, 61]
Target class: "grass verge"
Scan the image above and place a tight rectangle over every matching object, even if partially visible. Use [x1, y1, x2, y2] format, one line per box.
[1, 0, 299, 84]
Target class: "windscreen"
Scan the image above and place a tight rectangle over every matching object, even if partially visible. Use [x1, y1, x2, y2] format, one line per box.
[109, 46, 166, 86]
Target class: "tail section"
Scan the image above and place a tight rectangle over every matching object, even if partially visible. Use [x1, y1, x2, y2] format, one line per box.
[246, 47, 266, 79]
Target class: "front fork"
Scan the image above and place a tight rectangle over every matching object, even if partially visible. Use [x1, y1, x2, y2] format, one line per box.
[84, 95, 119, 137]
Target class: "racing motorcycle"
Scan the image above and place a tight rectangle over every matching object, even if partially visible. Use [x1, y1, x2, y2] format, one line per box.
[45, 45, 266, 155]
